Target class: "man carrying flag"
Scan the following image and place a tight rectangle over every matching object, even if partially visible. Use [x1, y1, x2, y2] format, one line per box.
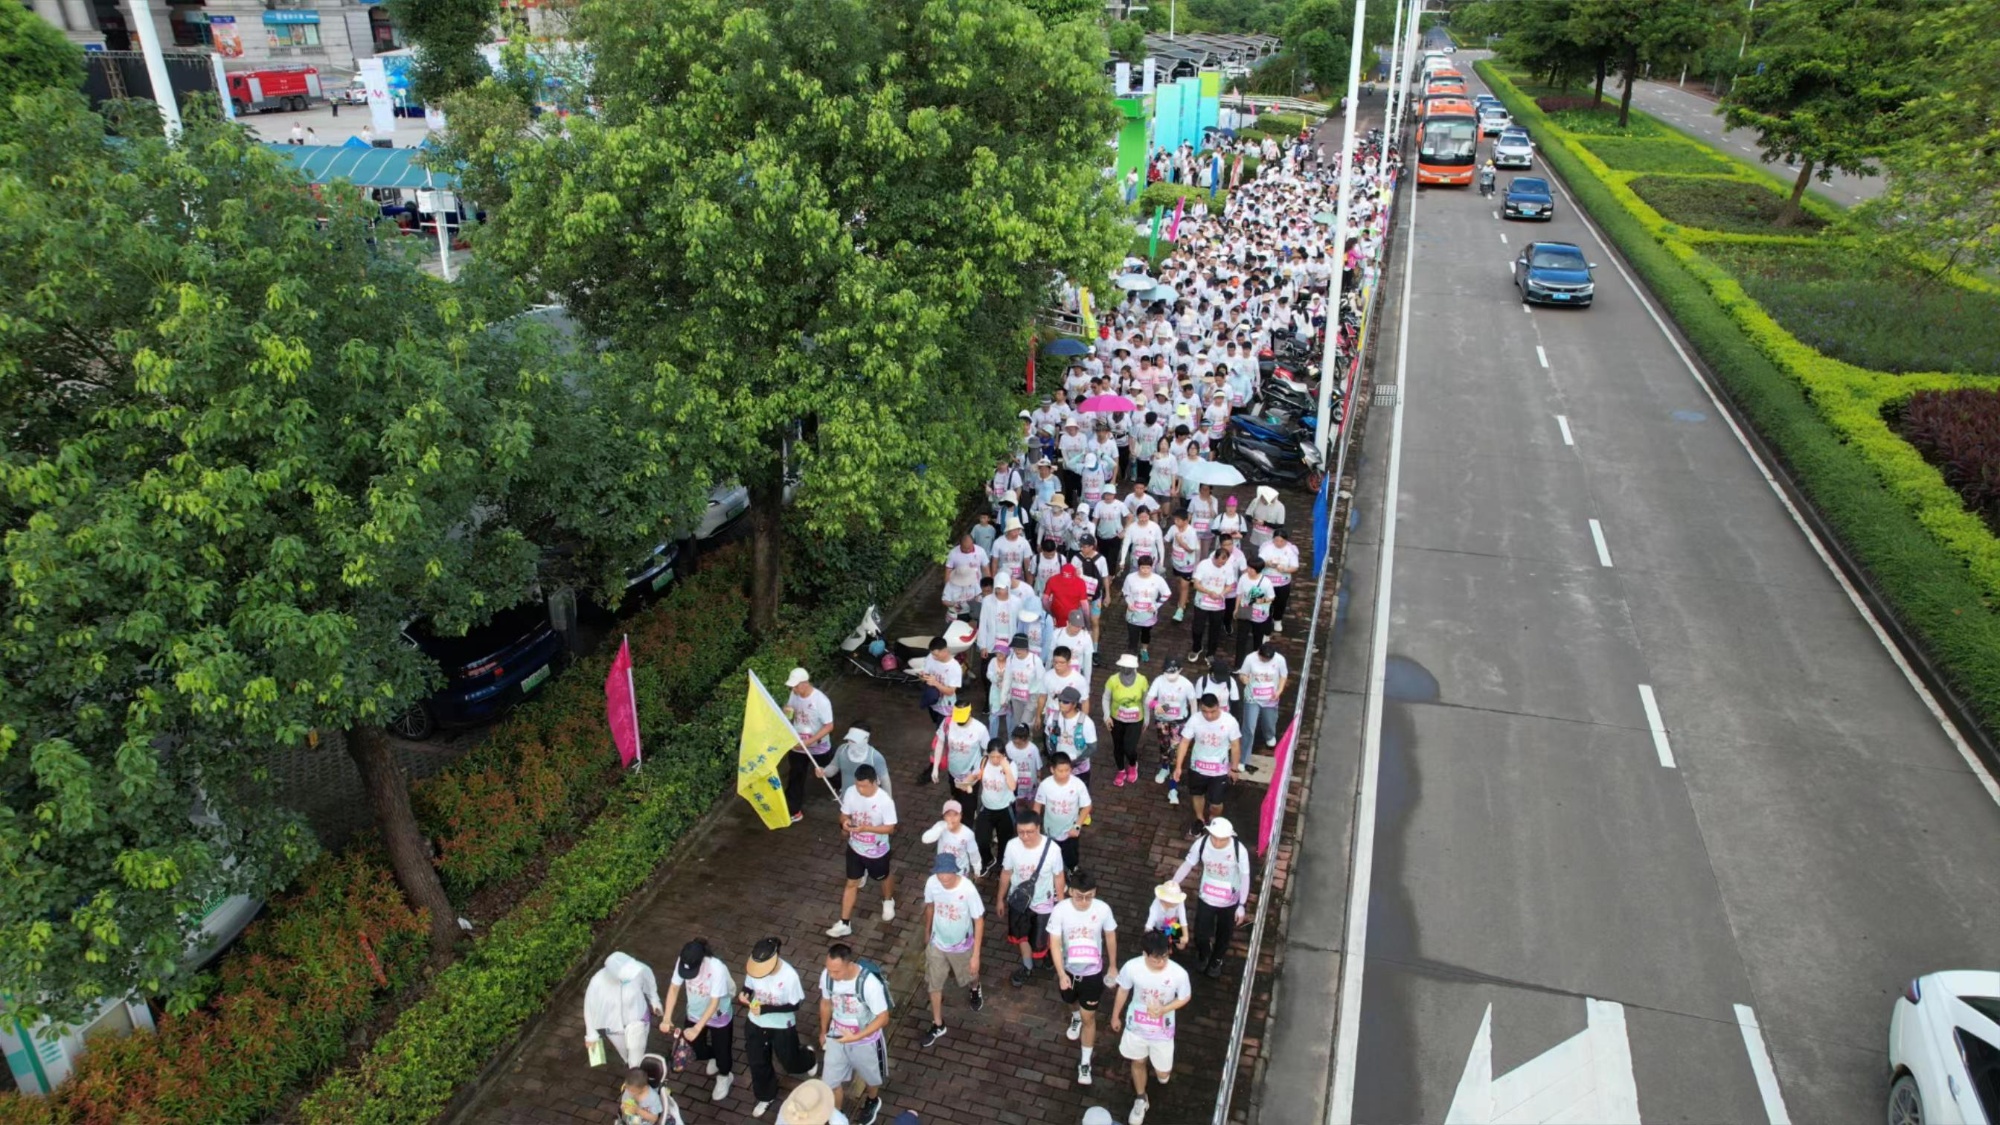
[738, 669, 802, 830]
[782, 667, 837, 822]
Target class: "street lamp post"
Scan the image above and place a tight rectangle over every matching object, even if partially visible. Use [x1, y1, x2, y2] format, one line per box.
[1314, 0, 1369, 464]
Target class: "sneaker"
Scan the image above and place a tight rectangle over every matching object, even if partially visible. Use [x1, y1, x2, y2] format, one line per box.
[825, 919, 853, 938]
[711, 1074, 732, 1102]
[1184, 823, 1201, 839]
[1172, 607, 1185, 622]
[1154, 767, 1169, 784]
[706, 1059, 719, 1077]
[1272, 621, 1284, 634]
[753, 1101, 772, 1119]
[1140, 647, 1150, 663]
[790, 811, 804, 824]
[1206, 958, 1225, 979]
[1078, 1059, 1094, 1086]
[969, 985, 985, 1011]
[1168, 788, 1180, 806]
[1243, 760, 1259, 775]
[1114, 770, 1127, 788]
[1010, 966, 1033, 988]
[882, 899, 896, 923]
[1130, 1096, 1150, 1125]
[860, 1096, 883, 1125]
[922, 1023, 948, 1048]
[1067, 1012, 1084, 1041]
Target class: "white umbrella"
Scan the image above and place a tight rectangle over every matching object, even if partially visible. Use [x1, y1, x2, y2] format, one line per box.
[1179, 460, 1247, 487]
[1143, 284, 1178, 303]
[1114, 273, 1155, 292]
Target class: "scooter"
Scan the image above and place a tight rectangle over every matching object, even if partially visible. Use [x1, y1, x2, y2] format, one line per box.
[841, 605, 919, 683]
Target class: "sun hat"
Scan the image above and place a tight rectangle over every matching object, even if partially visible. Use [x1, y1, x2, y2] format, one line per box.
[785, 668, 811, 688]
[1116, 654, 1140, 670]
[778, 1079, 839, 1125]
[1154, 882, 1187, 905]
[746, 937, 782, 979]
[1206, 816, 1237, 839]
[952, 704, 973, 722]
[932, 853, 961, 874]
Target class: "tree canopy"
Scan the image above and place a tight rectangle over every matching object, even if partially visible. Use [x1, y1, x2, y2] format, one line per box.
[1722, 0, 1924, 226]
[0, 89, 691, 1015]
[385, 0, 497, 105]
[0, 1, 83, 102]
[449, 0, 1129, 631]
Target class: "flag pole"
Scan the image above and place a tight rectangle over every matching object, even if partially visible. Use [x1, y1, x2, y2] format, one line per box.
[625, 634, 642, 771]
[756, 669, 845, 802]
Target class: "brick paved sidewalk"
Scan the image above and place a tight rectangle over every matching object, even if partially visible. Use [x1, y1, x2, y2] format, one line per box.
[457, 482, 1317, 1125]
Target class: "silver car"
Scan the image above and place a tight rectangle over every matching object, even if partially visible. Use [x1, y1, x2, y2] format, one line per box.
[1493, 128, 1534, 168]
[1479, 106, 1513, 136]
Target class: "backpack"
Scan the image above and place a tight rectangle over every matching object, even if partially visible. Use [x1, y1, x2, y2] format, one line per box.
[851, 957, 894, 1020]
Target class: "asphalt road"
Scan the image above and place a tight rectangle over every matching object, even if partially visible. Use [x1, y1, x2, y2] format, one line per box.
[1266, 55, 2000, 1125]
[1624, 80, 1884, 208]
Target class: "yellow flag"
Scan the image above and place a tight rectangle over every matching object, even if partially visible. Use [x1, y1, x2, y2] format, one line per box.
[1079, 288, 1098, 341]
[737, 670, 796, 830]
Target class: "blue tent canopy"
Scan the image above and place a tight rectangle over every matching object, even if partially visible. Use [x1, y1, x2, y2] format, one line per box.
[264, 143, 459, 191]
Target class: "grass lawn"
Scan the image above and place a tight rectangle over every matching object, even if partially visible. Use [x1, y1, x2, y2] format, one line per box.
[1543, 107, 1671, 138]
[1706, 242, 2000, 376]
[1581, 136, 1736, 176]
[1628, 174, 1827, 235]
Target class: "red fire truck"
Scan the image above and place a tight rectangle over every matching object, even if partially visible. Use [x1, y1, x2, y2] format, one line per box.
[224, 67, 322, 115]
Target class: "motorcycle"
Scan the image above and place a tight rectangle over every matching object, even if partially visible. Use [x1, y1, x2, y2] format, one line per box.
[841, 605, 978, 685]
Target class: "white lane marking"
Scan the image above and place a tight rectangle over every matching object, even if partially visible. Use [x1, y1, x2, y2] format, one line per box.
[1492, 209, 1499, 220]
[1500, 232, 1508, 245]
[1327, 145, 1420, 1125]
[1733, 1004, 1794, 1124]
[1557, 414, 1575, 445]
[1589, 518, 1614, 567]
[1637, 684, 1677, 768]
[1536, 344, 1549, 368]
[1446, 999, 1640, 1125]
[1522, 303, 1532, 315]
[1540, 161, 2000, 807]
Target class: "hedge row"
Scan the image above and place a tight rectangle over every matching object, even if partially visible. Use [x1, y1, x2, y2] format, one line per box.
[1254, 112, 1313, 137]
[296, 550, 928, 1124]
[1136, 180, 1228, 218]
[1477, 60, 2000, 732]
[0, 549, 760, 1125]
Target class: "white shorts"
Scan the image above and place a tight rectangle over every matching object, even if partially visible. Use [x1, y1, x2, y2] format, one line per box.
[1119, 1028, 1174, 1073]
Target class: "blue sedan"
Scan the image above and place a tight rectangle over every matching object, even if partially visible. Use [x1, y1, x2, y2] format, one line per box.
[1513, 241, 1597, 308]
[1502, 176, 1554, 220]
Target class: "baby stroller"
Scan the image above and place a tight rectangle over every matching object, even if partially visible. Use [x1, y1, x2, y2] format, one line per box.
[614, 1054, 686, 1125]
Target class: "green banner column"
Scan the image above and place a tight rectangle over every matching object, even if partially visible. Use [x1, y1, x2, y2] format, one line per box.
[1148, 204, 1164, 261]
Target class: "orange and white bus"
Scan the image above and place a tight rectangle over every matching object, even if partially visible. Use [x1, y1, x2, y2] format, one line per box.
[1416, 96, 1479, 186]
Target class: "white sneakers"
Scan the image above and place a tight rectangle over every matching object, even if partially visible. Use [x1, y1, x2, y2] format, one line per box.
[1066, 1012, 1084, 1041]
[753, 1100, 771, 1118]
[711, 1074, 732, 1102]
[882, 898, 896, 922]
[825, 919, 853, 937]
[705, 1059, 719, 1077]
[1129, 1096, 1149, 1124]
[1077, 1059, 1093, 1085]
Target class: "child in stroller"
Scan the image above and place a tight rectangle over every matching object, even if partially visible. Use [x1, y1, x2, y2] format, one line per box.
[617, 1057, 685, 1125]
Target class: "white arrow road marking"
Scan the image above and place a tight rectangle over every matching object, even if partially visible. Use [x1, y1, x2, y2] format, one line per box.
[1446, 999, 1641, 1125]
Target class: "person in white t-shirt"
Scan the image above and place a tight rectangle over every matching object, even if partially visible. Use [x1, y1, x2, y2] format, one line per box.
[920, 852, 986, 1048]
[997, 811, 1068, 987]
[1237, 642, 1290, 766]
[1034, 752, 1094, 877]
[919, 797, 984, 877]
[941, 533, 989, 617]
[1120, 555, 1172, 665]
[1259, 527, 1300, 634]
[917, 635, 964, 725]
[826, 766, 898, 938]
[738, 936, 815, 1117]
[1039, 647, 1090, 732]
[782, 668, 836, 823]
[1170, 817, 1252, 979]
[817, 946, 890, 1122]
[1189, 546, 1235, 663]
[1110, 931, 1193, 1125]
[1173, 693, 1243, 836]
[664, 939, 737, 1103]
[1047, 874, 1119, 1089]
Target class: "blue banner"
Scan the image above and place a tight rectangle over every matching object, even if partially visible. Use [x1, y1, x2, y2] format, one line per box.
[262, 8, 320, 22]
[1154, 83, 1183, 154]
[1312, 473, 1332, 577]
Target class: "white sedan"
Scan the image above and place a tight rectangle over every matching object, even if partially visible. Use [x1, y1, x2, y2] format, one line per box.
[1889, 970, 2000, 1124]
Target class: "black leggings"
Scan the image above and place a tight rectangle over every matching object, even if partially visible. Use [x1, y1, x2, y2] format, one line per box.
[744, 1021, 815, 1103]
[976, 804, 1016, 863]
[1127, 622, 1153, 650]
[1271, 582, 1293, 623]
[1193, 607, 1231, 657]
[686, 1017, 736, 1076]
[1235, 616, 1271, 664]
[1111, 720, 1143, 770]
[1193, 898, 1236, 966]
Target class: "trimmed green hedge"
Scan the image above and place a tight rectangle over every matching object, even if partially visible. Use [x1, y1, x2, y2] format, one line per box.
[1255, 112, 1312, 137]
[1478, 59, 2000, 733]
[1580, 136, 1736, 176]
[1136, 180, 1228, 218]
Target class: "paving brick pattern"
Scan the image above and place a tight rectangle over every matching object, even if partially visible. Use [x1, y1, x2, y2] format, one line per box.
[458, 480, 1319, 1125]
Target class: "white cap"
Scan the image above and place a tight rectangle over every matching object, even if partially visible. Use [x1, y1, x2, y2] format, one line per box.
[1116, 653, 1140, 670]
[843, 727, 870, 744]
[1207, 816, 1237, 839]
[785, 667, 811, 688]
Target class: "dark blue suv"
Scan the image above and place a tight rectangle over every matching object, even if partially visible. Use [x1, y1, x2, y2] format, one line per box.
[1513, 241, 1597, 307]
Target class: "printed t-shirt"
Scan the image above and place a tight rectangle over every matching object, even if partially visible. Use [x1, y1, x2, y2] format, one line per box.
[1181, 712, 1241, 776]
[1115, 957, 1192, 1041]
[924, 874, 986, 952]
[1046, 898, 1118, 977]
[839, 787, 897, 858]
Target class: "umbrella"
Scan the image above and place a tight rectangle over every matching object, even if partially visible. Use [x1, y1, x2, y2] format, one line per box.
[1143, 284, 1178, 303]
[1115, 273, 1155, 292]
[1079, 394, 1137, 413]
[1313, 211, 1338, 225]
[1179, 461, 1247, 487]
[1042, 338, 1091, 357]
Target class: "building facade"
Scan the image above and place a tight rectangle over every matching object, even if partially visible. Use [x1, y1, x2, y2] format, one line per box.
[25, 0, 403, 76]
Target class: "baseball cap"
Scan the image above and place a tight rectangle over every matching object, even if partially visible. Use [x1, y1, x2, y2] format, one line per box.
[952, 704, 973, 722]
[785, 668, 811, 688]
[1207, 816, 1237, 839]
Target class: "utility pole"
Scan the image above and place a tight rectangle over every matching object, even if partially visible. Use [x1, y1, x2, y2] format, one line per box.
[1314, 0, 1368, 464]
[129, 0, 181, 137]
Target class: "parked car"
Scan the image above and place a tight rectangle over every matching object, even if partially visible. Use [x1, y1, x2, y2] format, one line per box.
[1502, 176, 1555, 221]
[391, 600, 564, 740]
[1478, 104, 1513, 136]
[1512, 241, 1596, 307]
[1890, 970, 2000, 1125]
[1493, 127, 1535, 169]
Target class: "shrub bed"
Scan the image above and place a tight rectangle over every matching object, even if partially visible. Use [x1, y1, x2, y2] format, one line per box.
[1136, 180, 1228, 218]
[1478, 58, 2000, 736]
[1580, 137, 1736, 176]
[1704, 243, 2000, 376]
[1627, 174, 1824, 236]
[1254, 112, 1312, 137]
[1543, 107, 1669, 138]
[1896, 388, 2000, 530]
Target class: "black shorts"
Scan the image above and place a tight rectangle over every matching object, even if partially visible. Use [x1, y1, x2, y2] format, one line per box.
[845, 849, 893, 882]
[1190, 770, 1230, 804]
[1059, 971, 1107, 1009]
[1173, 566, 1195, 583]
[1007, 905, 1051, 954]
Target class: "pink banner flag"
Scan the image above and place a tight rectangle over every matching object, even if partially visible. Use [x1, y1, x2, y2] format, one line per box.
[1256, 717, 1299, 857]
[605, 636, 641, 768]
[1167, 195, 1186, 242]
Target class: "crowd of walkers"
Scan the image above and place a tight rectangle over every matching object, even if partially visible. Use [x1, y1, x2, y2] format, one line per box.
[588, 126, 1400, 1125]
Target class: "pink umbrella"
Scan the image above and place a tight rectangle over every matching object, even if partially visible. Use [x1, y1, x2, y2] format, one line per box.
[1079, 394, 1137, 413]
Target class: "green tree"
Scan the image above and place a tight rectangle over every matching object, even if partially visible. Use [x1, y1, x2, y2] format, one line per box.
[459, 0, 1128, 633]
[0, 1, 83, 101]
[1854, 1, 1996, 277]
[1109, 18, 1146, 59]
[0, 91, 687, 1007]
[386, 0, 496, 105]
[1722, 0, 1923, 226]
[1609, 0, 1718, 128]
